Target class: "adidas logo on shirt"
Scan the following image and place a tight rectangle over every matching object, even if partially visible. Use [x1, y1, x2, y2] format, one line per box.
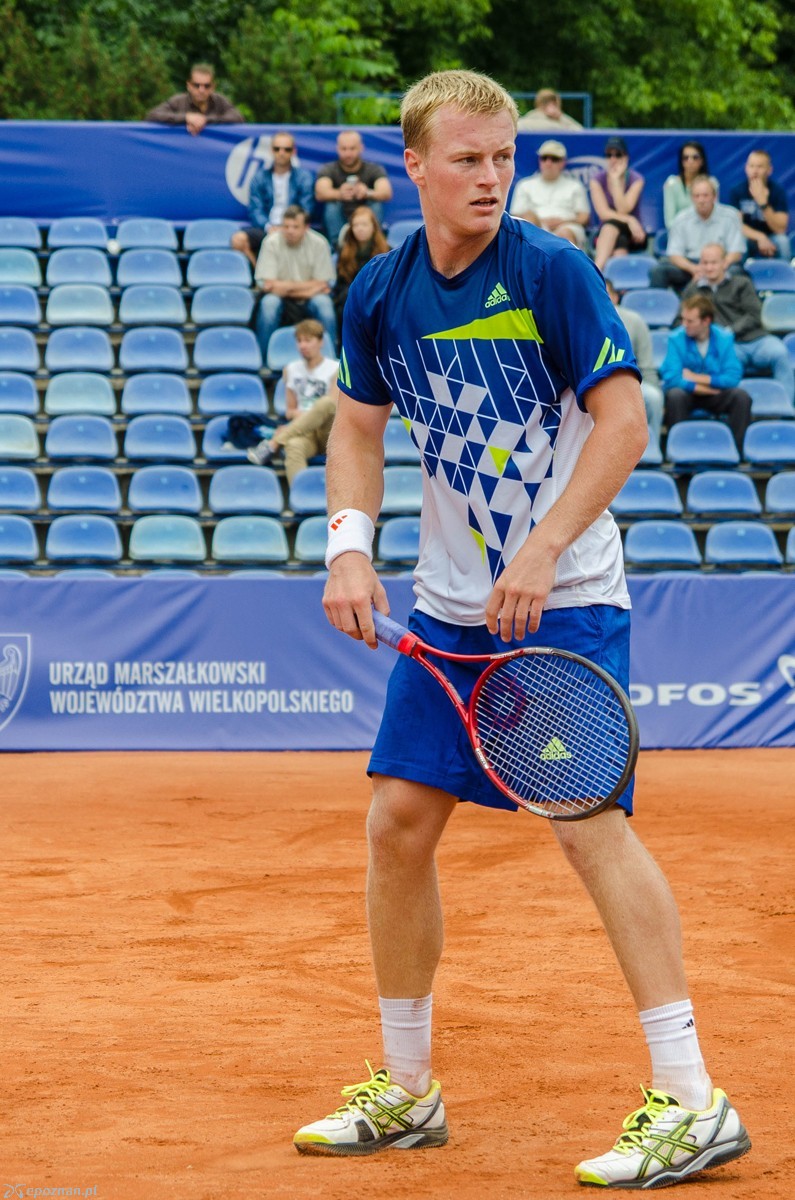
[540, 737, 573, 761]
[485, 282, 510, 309]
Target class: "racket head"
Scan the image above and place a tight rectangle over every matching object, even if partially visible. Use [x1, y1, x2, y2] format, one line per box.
[469, 646, 639, 821]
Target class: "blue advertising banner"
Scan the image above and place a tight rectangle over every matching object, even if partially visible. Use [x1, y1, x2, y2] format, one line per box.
[0, 575, 793, 751]
[0, 122, 793, 234]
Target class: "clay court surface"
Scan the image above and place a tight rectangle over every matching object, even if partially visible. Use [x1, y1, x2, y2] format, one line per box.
[2, 749, 792, 1199]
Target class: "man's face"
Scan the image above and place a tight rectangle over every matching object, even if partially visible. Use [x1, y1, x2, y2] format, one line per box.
[746, 153, 771, 184]
[692, 182, 716, 219]
[699, 246, 726, 283]
[271, 137, 296, 167]
[541, 98, 562, 120]
[337, 133, 363, 171]
[282, 216, 307, 247]
[404, 104, 515, 244]
[538, 153, 565, 181]
[297, 333, 322, 361]
[187, 71, 214, 106]
[682, 306, 710, 339]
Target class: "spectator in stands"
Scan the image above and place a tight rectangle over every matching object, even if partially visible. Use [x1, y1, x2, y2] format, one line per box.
[231, 134, 315, 266]
[315, 131, 393, 246]
[728, 149, 791, 260]
[254, 205, 337, 359]
[590, 137, 647, 271]
[662, 141, 719, 230]
[605, 278, 664, 443]
[516, 88, 583, 131]
[651, 177, 745, 292]
[247, 386, 339, 483]
[333, 207, 390, 331]
[282, 318, 340, 421]
[683, 243, 794, 404]
[660, 293, 751, 451]
[146, 64, 244, 134]
[508, 140, 590, 249]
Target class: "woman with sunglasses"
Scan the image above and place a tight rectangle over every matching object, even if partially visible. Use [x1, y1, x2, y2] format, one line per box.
[663, 141, 719, 229]
[590, 136, 647, 271]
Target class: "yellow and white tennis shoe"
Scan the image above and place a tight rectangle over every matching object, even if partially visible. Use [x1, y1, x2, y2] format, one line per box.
[575, 1085, 750, 1188]
[294, 1060, 448, 1155]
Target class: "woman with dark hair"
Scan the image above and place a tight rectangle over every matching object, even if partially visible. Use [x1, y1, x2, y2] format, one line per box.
[663, 141, 720, 228]
[333, 206, 390, 328]
[590, 136, 647, 271]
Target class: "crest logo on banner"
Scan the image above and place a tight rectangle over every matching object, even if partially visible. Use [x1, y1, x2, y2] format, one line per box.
[0, 634, 31, 732]
[777, 652, 795, 703]
[225, 136, 307, 206]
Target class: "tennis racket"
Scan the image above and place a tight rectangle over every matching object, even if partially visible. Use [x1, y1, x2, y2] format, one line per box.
[371, 610, 638, 821]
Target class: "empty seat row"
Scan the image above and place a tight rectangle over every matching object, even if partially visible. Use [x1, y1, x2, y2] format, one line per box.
[0, 372, 268, 417]
[0, 326, 263, 374]
[0, 217, 242, 252]
[619, 287, 795, 335]
[0, 284, 255, 328]
[612, 469, 795, 518]
[605, 255, 795, 296]
[625, 520, 792, 569]
[0, 248, 252, 289]
[641, 419, 795, 469]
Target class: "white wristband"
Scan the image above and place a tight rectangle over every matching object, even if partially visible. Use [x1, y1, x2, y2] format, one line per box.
[325, 508, 375, 569]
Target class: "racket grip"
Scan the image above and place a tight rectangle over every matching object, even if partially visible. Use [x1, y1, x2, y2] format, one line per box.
[372, 610, 410, 650]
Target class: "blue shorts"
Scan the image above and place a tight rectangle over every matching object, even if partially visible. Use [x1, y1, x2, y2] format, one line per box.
[368, 605, 634, 815]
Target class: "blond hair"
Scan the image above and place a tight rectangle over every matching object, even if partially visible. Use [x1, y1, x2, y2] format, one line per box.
[401, 70, 518, 157]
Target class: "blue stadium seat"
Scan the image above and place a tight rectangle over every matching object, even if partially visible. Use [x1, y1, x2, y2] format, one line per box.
[0, 466, 40, 511]
[140, 568, 201, 578]
[119, 328, 188, 373]
[741, 378, 794, 419]
[197, 372, 267, 417]
[784, 332, 795, 369]
[201, 416, 249, 462]
[653, 228, 668, 255]
[745, 259, 795, 294]
[787, 528, 795, 565]
[0, 286, 40, 326]
[665, 420, 740, 468]
[386, 219, 423, 249]
[47, 466, 121, 513]
[650, 328, 670, 370]
[603, 254, 656, 291]
[0, 567, 29, 577]
[381, 466, 423, 515]
[272, 375, 287, 416]
[743, 421, 795, 468]
[610, 471, 683, 518]
[45, 514, 122, 563]
[45, 415, 117, 462]
[193, 327, 262, 373]
[230, 568, 285, 578]
[0, 249, 41, 287]
[638, 430, 663, 466]
[55, 568, 116, 578]
[208, 465, 283, 515]
[45, 327, 113, 373]
[127, 466, 202, 514]
[705, 521, 783, 568]
[0, 372, 38, 414]
[620, 288, 680, 328]
[293, 515, 328, 563]
[0, 217, 41, 249]
[264, 326, 336, 374]
[765, 471, 795, 515]
[183, 219, 243, 250]
[48, 218, 108, 249]
[129, 515, 206, 562]
[623, 521, 702, 569]
[118, 285, 187, 327]
[116, 249, 182, 288]
[0, 415, 38, 460]
[46, 284, 113, 327]
[686, 471, 761, 517]
[186, 249, 252, 287]
[0, 515, 38, 562]
[44, 372, 116, 416]
[0, 327, 39, 373]
[383, 417, 421, 464]
[116, 218, 178, 251]
[190, 285, 254, 327]
[288, 466, 326, 515]
[378, 516, 421, 564]
[124, 415, 196, 463]
[211, 516, 289, 563]
[46, 248, 112, 287]
[761, 293, 795, 336]
[121, 374, 191, 416]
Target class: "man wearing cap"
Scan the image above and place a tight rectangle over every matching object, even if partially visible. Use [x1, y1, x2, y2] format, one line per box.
[509, 140, 590, 248]
[516, 88, 584, 131]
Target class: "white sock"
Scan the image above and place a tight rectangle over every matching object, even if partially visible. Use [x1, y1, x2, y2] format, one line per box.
[639, 999, 712, 1110]
[378, 994, 433, 1096]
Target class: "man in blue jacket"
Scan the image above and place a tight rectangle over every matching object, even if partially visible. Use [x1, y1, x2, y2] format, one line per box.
[231, 133, 315, 265]
[661, 293, 751, 451]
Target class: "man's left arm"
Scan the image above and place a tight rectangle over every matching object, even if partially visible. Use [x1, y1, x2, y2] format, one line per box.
[485, 371, 647, 641]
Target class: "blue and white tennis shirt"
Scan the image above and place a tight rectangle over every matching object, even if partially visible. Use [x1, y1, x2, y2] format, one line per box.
[338, 213, 641, 625]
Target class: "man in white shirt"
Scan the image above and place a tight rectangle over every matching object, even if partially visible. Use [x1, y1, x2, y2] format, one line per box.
[254, 205, 337, 357]
[651, 177, 745, 291]
[509, 140, 589, 248]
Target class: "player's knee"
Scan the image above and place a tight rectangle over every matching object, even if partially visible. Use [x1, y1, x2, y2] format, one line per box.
[553, 807, 628, 874]
[367, 782, 441, 864]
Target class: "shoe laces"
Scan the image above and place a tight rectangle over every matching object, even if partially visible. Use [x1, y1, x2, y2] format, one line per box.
[330, 1060, 393, 1117]
[614, 1086, 681, 1154]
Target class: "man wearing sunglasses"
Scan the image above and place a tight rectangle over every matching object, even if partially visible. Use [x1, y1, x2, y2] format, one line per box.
[232, 135, 316, 266]
[146, 64, 244, 136]
[509, 139, 590, 248]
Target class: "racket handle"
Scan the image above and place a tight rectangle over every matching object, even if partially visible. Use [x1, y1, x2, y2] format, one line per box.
[372, 610, 412, 651]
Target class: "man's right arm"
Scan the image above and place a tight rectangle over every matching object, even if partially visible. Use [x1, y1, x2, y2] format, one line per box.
[145, 96, 184, 124]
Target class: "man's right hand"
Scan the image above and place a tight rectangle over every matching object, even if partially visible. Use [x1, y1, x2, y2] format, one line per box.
[323, 552, 389, 648]
[186, 112, 207, 136]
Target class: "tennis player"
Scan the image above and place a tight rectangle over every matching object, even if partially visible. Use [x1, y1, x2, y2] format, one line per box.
[295, 70, 750, 1188]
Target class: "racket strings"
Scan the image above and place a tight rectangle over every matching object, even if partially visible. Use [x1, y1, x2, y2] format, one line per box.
[474, 654, 632, 817]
